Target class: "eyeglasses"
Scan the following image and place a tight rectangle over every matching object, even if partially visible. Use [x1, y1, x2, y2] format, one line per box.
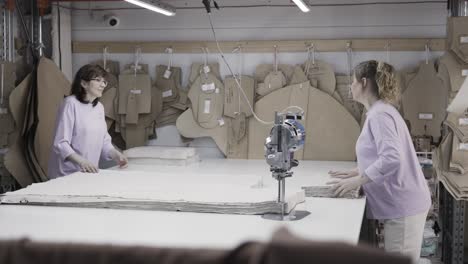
[90, 78, 108, 86]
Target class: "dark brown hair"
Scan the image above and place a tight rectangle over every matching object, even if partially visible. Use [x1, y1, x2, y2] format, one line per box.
[354, 60, 400, 106]
[71, 64, 108, 107]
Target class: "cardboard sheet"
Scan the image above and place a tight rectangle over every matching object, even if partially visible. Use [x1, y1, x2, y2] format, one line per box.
[447, 76, 468, 114]
[223, 75, 255, 118]
[303, 60, 336, 98]
[35, 58, 70, 179]
[155, 65, 182, 103]
[447, 17, 468, 64]
[254, 64, 294, 84]
[226, 113, 249, 159]
[117, 74, 152, 115]
[176, 108, 228, 155]
[402, 61, 447, 139]
[188, 72, 225, 129]
[4, 75, 33, 187]
[335, 75, 363, 123]
[188, 63, 220, 86]
[438, 52, 468, 93]
[302, 88, 359, 161]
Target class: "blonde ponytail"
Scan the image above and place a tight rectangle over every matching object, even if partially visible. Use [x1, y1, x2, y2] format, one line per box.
[354, 60, 400, 106]
[376, 61, 400, 106]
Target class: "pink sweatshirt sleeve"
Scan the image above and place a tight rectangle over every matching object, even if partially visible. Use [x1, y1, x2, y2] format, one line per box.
[52, 100, 76, 161]
[364, 112, 402, 185]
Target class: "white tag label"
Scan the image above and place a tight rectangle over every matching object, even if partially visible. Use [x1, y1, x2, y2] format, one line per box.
[418, 113, 433, 120]
[163, 69, 172, 79]
[218, 118, 225, 126]
[459, 143, 468, 151]
[201, 82, 216, 92]
[459, 118, 468, 126]
[0, 107, 7, 114]
[204, 99, 211, 114]
[462, 69, 468, 76]
[215, 88, 219, 94]
[130, 89, 142, 94]
[131, 65, 142, 70]
[162, 89, 173, 98]
[203, 65, 210, 74]
[461, 36, 468, 44]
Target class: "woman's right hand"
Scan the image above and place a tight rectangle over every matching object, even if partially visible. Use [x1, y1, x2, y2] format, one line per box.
[78, 159, 99, 173]
[67, 153, 98, 173]
[328, 169, 359, 179]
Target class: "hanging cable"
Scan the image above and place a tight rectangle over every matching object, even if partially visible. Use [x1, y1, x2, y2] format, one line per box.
[206, 13, 274, 125]
[346, 42, 354, 99]
[425, 44, 430, 64]
[103, 46, 108, 70]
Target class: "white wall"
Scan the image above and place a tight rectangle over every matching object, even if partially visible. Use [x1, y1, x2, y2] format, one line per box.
[70, 0, 447, 158]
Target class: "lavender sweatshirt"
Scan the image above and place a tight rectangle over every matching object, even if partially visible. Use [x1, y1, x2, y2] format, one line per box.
[47, 96, 114, 179]
[357, 100, 431, 219]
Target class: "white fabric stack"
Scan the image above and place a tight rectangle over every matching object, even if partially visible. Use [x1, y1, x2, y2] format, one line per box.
[124, 146, 200, 166]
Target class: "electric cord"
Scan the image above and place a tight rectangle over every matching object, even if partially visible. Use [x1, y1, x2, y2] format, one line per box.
[207, 13, 304, 125]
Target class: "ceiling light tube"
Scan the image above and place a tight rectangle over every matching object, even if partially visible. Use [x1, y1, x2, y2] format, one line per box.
[292, 0, 310, 13]
[124, 0, 176, 16]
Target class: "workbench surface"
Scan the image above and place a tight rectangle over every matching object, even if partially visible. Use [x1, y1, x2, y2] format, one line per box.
[0, 159, 365, 249]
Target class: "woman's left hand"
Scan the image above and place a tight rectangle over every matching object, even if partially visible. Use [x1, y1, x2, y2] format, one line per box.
[111, 150, 128, 169]
[327, 175, 369, 197]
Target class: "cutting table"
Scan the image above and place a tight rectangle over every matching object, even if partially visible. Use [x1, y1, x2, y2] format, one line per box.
[0, 159, 365, 249]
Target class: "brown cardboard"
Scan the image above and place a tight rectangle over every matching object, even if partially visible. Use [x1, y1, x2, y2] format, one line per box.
[402, 61, 448, 140]
[35, 58, 70, 180]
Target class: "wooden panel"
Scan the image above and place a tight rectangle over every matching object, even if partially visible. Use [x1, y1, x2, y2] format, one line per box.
[73, 38, 446, 54]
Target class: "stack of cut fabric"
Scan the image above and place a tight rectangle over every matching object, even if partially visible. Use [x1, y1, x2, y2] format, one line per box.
[123, 146, 200, 166]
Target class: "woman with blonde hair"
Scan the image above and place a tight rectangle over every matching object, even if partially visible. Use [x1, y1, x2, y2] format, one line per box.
[328, 60, 431, 263]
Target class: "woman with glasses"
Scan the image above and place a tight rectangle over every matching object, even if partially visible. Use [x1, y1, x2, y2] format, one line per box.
[48, 64, 128, 179]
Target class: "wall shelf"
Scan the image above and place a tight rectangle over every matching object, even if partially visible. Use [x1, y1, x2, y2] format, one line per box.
[72, 38, 446, 54]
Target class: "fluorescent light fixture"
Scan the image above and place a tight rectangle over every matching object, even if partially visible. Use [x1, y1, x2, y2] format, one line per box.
[124, 0, 176, 16]
[292, 0, 310, 12]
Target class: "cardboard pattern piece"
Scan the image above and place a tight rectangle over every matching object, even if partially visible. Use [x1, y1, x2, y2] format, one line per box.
[335, 75, 363, 123]
[4, 75, 34, 187]
[303, 87, 359, 161]
[254, 64, 295, 84]
[176, 108, 228, 155]
[188, 63, 221, 87]
[117, 73, 152, 117]
[118, 86, 163, 149]
[289, 66, 309, 86]
[445, 113, 468, 142]
[257, 71, 287, 97]
[35, 58, 71, 179]
[447, 17, 468, 64]
[402, 61, 447, 140]
[223, 75, 255, 118]
[303, 60, 336, 99]
[188, 72, 225, 129]
[226, 113, 249, 159]
[155, 65, 182, 103]
[447, 75, 468, 114]
[438, 52, 468, 95]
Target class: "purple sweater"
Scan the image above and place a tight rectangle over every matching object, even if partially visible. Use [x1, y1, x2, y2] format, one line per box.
[47, 96, 114, 179]
[358, 100, 431, 219]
